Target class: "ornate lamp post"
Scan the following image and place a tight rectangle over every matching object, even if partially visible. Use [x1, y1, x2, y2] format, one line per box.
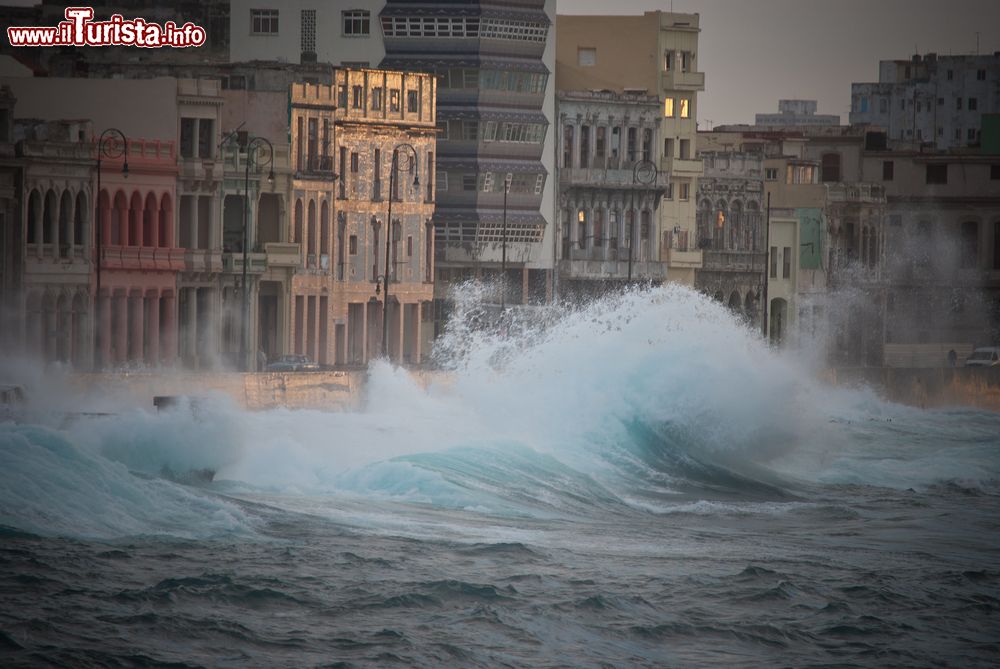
[377, 143, 419, 360]
[241, 137, 275, 371]
[93, 128, 128, 371]
[628, 159, 657, 283]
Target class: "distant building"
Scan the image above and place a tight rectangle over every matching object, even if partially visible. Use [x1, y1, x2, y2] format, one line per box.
[755, 100, 839, 127]
[850, 52, 1000, 150]
[693, 145, 766, 327]
[555, 90, 671, 298]
[556, 10, 705, 288]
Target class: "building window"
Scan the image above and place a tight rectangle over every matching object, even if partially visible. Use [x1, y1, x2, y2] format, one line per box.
[349, 235, 358, 254]
[563, 125, 573, 167]
[969, 128, 977, 142]
[407, 90, 418, 113]
[991, 164, 1000, 180]
[663, 137, 673, 159]
[371, 87, 383, 111]
[664, 98, 674, 117]
[251, 9, 279, 35]
[947, 69, 953, 80]
[955, 127, 962, 140]
[180, 117, 195, 158]
[679, 98, 690, 119]
[883, 160, 894, 181]
[765, 167, 778, 181]
[900, 98, 906, 111]
[969, 97, 978, 111]
[595, 127, 606, 163]
[770, 246, 777, 278]
[534, 174, 545, 195]
[577, 209, 586, 249]
[679, 182, 690, 200]
[436, 170, 447, 191]
[821, 153, 841, 183]
[350, 152, 359, 172]
[352, 85, 363, 109]
[389, 89, 400, 112]
[462, 175, 476, 191]
[879, 97, 888, 113]
[407, 235, 413, 257]
[578, 47, 596, 67]
[679, 138, 690, 160]
[782, 246, 791, 278]
[956, 97, 963, 110]
[343, 9, 370, 36]
[664, 51, 672, 71]
[436, 121, 448, 139]
[627, 127, 636, 162]
[926, 164, 947, 184]
[198, 119, 214, 159]
[301, 9, 316, 53]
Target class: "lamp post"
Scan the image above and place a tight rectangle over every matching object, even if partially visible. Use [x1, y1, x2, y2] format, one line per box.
[501, 172, 512, 311]
[241, 136, 275, 372]
[628, 159, 657, 283]
[379, 143, 419, 360]
[93, 128, 128, 371]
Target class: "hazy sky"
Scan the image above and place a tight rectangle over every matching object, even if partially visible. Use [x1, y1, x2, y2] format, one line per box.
[560, 0, 1000, 127]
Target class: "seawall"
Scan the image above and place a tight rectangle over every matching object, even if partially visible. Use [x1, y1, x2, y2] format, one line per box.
[66, 366, 1000, 414]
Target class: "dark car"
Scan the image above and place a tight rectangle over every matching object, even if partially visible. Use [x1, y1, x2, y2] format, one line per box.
[265, 355, 321, 372]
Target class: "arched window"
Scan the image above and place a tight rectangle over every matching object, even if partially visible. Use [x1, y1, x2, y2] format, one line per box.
[577, 209, 586, 250]
[293, 199, 303, 245]
[307, 199, 317, 266]
[58, 190, 72, 256]
[320, 200, 330, 269]
[593, 209, 603, 247]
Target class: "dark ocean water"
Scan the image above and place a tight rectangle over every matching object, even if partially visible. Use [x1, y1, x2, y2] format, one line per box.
[2, 287, 999, 667]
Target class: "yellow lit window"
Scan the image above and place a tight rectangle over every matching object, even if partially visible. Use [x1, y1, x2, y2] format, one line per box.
[664, 98, 674, 117]
[680, 98, 690, 118]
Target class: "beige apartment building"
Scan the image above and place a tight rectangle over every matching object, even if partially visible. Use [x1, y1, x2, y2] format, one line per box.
[288, 69, 436, 366]
[557, 11, 705, 287]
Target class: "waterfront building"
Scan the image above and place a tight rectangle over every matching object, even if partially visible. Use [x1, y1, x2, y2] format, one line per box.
[555, 89, 671, 298]
[557, 10, 705, 288]
[850, 52, 1000, 150]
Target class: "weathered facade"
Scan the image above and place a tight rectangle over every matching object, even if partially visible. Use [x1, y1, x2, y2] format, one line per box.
[850, 52, 1000, 150]
[693, 147, 766, 326]
[755, 100, 839, 127]
[556, 10, 705, 288]
[556, 90, 670, 298]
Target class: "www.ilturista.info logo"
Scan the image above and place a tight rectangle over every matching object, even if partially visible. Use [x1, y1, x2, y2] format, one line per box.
[7, 7, 206, 48]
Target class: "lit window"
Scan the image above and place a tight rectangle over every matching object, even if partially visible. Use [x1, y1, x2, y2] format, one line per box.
[679, 99, 690, 118]
[343, 10, 370, 36]
[664, 98, 674, 117]
[251, 9, 279, 35]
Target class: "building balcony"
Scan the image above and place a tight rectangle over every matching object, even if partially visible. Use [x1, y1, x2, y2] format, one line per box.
[222, 251, 267, 275]
[178, 158, 221, 182]
[559, 167, 672, 190]
[264, 242, 301, 267]
[295, 155, 337, 180]
[184, 248, 222, 273]
[558, 257, 669, 281]
[662, 157, 704, 177]
[664, 248, 703, 269]
[701, 250, 766, 273]
[825, 182, 886, 203]
[662, 70, 705, 92]
[100, 245, 186, 271]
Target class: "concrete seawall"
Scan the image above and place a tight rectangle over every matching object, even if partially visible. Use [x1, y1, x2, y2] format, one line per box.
[68, 366, 1000, 413]
[826, 367, 1000, 412]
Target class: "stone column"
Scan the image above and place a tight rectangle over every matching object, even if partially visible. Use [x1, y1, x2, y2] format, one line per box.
[129, 290, 144, 362]
[65, 194, 76, 256]
[146, 289, 160, 366]
[52, 194, 61, 259]
[162, 290, 177, 366]
[114, 290, 128, 364]
[186, 287, 198, 368]
[99, 290, 111, 366]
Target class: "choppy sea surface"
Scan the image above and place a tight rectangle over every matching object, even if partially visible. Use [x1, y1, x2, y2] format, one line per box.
[2, 286, 999, 668]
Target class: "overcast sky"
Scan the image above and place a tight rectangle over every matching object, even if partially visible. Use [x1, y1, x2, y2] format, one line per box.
[560, 0, 1000, 127]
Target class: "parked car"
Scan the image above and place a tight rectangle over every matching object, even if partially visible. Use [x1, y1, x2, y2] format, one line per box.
[964, 347, 1000, 367]
[265, 355, 321, 372]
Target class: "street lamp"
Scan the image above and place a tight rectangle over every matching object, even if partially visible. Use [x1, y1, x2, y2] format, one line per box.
[93, 128, 128, 371]
[241, 136, 275, 372]
[380, 143, 419, 360]
[628, 159, 657, 283]
[501, 172, 512, 311]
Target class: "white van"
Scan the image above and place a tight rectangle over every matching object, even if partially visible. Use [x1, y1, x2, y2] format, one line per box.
[965, 347, 1000, 367]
